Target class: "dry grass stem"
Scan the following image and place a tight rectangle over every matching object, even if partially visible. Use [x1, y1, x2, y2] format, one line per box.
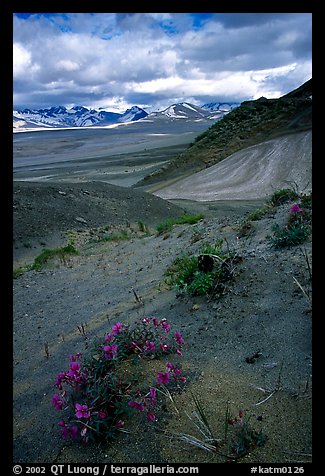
[293, 276, 312, 306]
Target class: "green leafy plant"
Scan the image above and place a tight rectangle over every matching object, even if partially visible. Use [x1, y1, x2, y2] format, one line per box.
[156, 214, 204, 236]
[269, 201, 312, 248]
[32, 243, 79, 270]
[166, 240, 239, 298]
[187, 271, 214, 296]
[52, 317, 186, 444]
[246, 205, 272, 221]
[268, 188, 299, 207]
[86, 228, 129, 245]
[13, 243, 79, 278]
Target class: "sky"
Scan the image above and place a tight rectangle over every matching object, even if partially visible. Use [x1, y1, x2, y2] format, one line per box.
[13, 12, 312, 113]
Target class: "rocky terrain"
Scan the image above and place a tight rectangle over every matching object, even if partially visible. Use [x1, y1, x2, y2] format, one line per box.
[13, 183, 312, 464]
[12, 78, 313, 466]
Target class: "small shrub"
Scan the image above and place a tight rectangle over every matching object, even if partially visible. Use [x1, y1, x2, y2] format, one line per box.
[236, 220, 255, 239]
[156, 214, 204, 236]
[13, 243, 79, 278]
[246, 206, 271, 221]
[166, 252, 198, 290]
[300, 193, 312, 209]
[173, 398, 267, 461]
[268, 188, 299, 207]
[187, 271, 214, 296]
[13, 266, 30, 279]
[270, 222, 311, 248]
[32, 244, 78, 270]
[269, 201, 312, 248]
[227, 410, 267, 458]
[52, 317, 186, 444]
[85, 228, 130, 246]
[138, 221, 150, 234]
[166, 240, 239, 298]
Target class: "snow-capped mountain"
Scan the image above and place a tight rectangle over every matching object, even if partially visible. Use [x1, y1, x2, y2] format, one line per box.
[13, 101, 240, 131]
[13, 105, 148, 130]
[145, 102, 224, 122]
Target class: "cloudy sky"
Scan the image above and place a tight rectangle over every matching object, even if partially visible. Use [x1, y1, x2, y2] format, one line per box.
[13, 12, 312, 112]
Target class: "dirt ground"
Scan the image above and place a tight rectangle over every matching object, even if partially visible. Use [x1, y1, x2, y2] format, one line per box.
[12, 180, 312, 465]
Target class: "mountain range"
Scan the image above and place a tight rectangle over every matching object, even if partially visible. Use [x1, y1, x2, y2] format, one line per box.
[13, 101, 239, 131]
[13, 105, 148, 130]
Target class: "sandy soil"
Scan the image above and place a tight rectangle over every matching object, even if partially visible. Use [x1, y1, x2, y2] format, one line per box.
[13, 184, 312, 464]
[12, 125, 312, 465]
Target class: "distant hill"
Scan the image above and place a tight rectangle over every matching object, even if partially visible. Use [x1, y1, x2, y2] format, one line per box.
[136, 79, 312, 188]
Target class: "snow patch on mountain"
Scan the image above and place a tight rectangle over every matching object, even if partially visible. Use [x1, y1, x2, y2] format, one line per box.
[146, 102, 224, 122]
[13, 101, 240, 131]
[13, 105, 148, 130]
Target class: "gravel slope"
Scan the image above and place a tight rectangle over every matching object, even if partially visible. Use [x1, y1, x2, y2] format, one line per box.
[154, 131, 312, 201]
[13, 180, 185, 265]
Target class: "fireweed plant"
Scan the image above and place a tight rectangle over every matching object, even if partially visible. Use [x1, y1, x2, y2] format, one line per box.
[52, 317, 186, 444]
[269, 194, 312, 248]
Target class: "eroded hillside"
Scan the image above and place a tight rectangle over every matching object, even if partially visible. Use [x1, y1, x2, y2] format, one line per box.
[136, 79, 312, 189]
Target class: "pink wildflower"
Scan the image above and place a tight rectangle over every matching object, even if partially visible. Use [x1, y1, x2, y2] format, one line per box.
[58, 420, 74, 439]
[166, 362, 175, 371]
[55, 372, 66, 388]
[159, 343, 169, 353]
[145, 341, 156, 353]
[161, 320, 171, 333]
[290, 203, 302, 214]
[157, 372, 170, 384]
[146, 411, 156, 421]
[115, 420, 125, 428]
[174, 331, 184, 345]
[67, 361, 80, 377]
[70, 425, 79, 439]
[105, 332, 114, 343]
[128, 401, 145, 411]
[149, 387, 157, 406]
[75, 403, 90, 419]
[103, 343, 118, 359]
[174, 367, 182, 377]
[112, 322, 123, 335]
[52, 393, 64, 410]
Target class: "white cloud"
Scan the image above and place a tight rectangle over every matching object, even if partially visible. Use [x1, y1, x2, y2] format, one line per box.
[56, 59, 80, 72]
[13, 13, 312, 110]
[13, 43, 32, 76]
